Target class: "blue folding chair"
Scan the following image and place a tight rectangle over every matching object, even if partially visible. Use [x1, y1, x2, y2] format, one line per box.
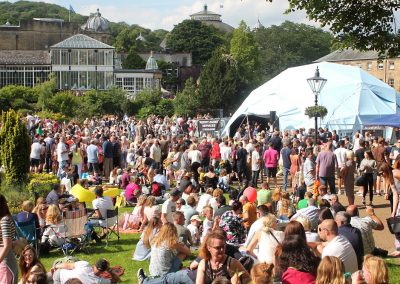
[13, 216, 39, 255]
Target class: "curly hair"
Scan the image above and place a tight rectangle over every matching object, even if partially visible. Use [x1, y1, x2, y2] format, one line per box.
[278, 234, 320, 275]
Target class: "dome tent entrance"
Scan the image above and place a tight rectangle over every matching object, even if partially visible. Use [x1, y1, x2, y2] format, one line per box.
[222, 62, 399, 137]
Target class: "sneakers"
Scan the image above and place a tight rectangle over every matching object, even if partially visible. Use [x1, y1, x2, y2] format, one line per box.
[137, 268, 146, 284]
[362, 197, 366, 205]
[369, 203, 374, 207]
[357, 192, 363, 196]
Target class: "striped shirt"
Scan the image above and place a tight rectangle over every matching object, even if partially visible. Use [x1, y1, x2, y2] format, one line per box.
[0, 215, 16, 247]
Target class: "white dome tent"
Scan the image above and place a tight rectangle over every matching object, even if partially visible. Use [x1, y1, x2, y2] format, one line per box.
[222, 62, 399, 137]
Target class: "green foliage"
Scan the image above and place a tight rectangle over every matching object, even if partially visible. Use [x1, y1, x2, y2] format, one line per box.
[167, 20, 226, 65]
[122, 50, 146, 69]
[27, 173, 59, 198]
[78, 88, 129, 118]
[230, 21, 260, 85]
[305, 105, 328, 118]
[34, 75, 57, 111]
[48, 91, 80, 119]
[254, 21, 333, 81]
[0, 1, 86, 25]
[157, 61, 180, 87]
[0, 110, 30, 185]
[0, 85, 37, 112]
[197, 49, 241, 113]
[114, 25, 167, 53]
[156, 99, 174, 117]
[0, 184, 31, 214]
[283, 0, 400, 57]
[174, 78, 199, 117]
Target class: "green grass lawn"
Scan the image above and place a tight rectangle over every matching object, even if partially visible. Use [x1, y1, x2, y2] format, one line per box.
[37, 206, 400, 283]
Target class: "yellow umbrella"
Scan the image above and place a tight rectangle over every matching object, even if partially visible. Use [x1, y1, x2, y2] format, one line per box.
[103, 187, 121, 198]
[71, 184, 96, 203]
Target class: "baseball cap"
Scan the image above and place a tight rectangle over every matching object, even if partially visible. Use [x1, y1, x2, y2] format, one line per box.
[190, 215, 201, 221]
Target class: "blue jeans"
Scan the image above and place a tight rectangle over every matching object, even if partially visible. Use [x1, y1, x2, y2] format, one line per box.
[143, 270, 195, 284]
[320, 176, 336, 194]
[283, 167, 290, 192]
[57, 160, 68, 178]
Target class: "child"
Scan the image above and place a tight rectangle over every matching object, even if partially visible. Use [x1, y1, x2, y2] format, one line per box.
[187, 215, 201, 246]
[201, 206, 213, 242]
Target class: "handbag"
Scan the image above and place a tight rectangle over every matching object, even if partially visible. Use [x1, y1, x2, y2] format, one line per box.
[355, 174, 366, 186]
[386, 216, 400, 234]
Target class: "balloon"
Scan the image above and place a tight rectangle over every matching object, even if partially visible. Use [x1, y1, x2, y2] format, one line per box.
[243, 187, 257, 202]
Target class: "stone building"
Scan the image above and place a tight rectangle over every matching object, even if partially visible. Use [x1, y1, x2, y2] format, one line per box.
[190, 4, 234, 33]
[315, 49, 400, 92]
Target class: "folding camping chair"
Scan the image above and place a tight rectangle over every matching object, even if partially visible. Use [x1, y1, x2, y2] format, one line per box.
[61, 208, 90, 255]
[13, 216, 39, 255]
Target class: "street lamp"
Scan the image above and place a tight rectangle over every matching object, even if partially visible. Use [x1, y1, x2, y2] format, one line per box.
[307, 66, 327, 144]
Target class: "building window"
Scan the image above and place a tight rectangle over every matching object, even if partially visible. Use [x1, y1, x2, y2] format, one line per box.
[136, 78, 143, 91]
[378, 62, 384, 70]
[367, 62, 372, 70]
[389, 61, 395, 70]
[388, 78, 395, 87]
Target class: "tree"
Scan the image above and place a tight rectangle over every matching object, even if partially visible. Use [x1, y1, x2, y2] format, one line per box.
[174, 78, 199, 117]
[267, 1, 400, 56]
[230, 21, 261, 91]
[48, 91, 81, 118]
[167, 20, 226, 65]
[34, 75, 56, 111]
[122, 50, 146, 69]
[0, 85, 36, 112]
[197, 49, 241, 113]
[254, 21, 332, 80]
[0, 110, 30, 185]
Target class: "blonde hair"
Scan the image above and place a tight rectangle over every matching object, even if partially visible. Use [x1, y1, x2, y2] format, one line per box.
[22, 200, 34, 212]
[315, 256, 346, 284]
[212, 188, 223, 198]
[251, 262, 274, 284]
[295, 215, 311, 231]
[137, 195, 147, 207]
[272, 188, 281, 202]
[363, 254, 389, 284]
[45, 205, 62, 225]
[279, 192, 292, 216]
[261, 214, 277, 233]
[151, 223, 178, 248]
[32, 197, 46, 214]
[346, 150, 354, 160]
[145, 196, 156, 207]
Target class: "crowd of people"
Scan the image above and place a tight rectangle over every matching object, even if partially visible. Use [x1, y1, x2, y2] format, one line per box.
[0, 114, 398, 283]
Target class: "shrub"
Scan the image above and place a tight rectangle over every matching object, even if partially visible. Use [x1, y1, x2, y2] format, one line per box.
[28, 173, 59, 199]
[0, 183, 32, 214]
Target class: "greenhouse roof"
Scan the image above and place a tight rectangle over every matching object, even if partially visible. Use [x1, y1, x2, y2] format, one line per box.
[50, 34, 114, 49]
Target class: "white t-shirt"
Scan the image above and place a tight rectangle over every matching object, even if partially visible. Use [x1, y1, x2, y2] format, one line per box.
[251, 150, 261, 171]
[322, 235, 358, 273]
[30, 142, 43, 159]
[220, 146, 232, 161]
[201, 218, 213, 241]
[161, 199, 176, 223]
[196, 194, 212, 213]
[57, 142, 68, 162]
[92, 196, 116, 227]
[188, 150, 202, 164]
[334, 147, 347, 168]
[187, 223, 199, 243]
[150, 145, 161, 163]
[59, 261, 111, 284]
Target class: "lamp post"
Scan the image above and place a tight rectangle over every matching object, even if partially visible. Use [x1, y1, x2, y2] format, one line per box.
[307, 66, 327, 144]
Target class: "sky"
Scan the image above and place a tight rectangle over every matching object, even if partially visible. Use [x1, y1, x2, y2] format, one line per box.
[9, 0, 318, 31]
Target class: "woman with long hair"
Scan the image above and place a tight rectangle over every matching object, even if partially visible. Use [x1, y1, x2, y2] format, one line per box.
[278, 234, 320, 283]
[0, 194, 18, 284]
[277, 192, 295, 220]
[133, 217, 162, 261]
[41, 205, 66, 247]
[251, 262, 274, 284]
[390, 156, 400, 257]
[359, 150, 377, 206]
[244, 213, 284, 263]
[196, 230, 250, 284]
[18, 245, 46, 284]
[148, 223, 191, 277]
[315, 256, 346, 284]
[352, 254, 389, 284]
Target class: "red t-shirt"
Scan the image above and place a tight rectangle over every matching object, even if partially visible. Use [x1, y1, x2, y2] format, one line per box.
[282, 267, 315, 284]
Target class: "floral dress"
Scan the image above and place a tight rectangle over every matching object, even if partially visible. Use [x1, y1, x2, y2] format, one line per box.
[219, 210, 246, 246]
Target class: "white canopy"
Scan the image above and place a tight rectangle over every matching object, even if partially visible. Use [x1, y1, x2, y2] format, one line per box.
[223, 62, 399, 136]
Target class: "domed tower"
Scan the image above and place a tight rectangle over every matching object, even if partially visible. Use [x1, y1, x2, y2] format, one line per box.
[81, 8, 109, 32]
[81, 9, 112, 45]
[146, 51, 158, 70]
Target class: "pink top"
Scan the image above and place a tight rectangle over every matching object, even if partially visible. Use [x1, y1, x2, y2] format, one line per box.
[282, 268, 315, 284]
[263, 148, 279, 168]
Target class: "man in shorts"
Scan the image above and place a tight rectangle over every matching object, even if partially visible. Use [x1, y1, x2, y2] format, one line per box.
[263, 142, 279, 188]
